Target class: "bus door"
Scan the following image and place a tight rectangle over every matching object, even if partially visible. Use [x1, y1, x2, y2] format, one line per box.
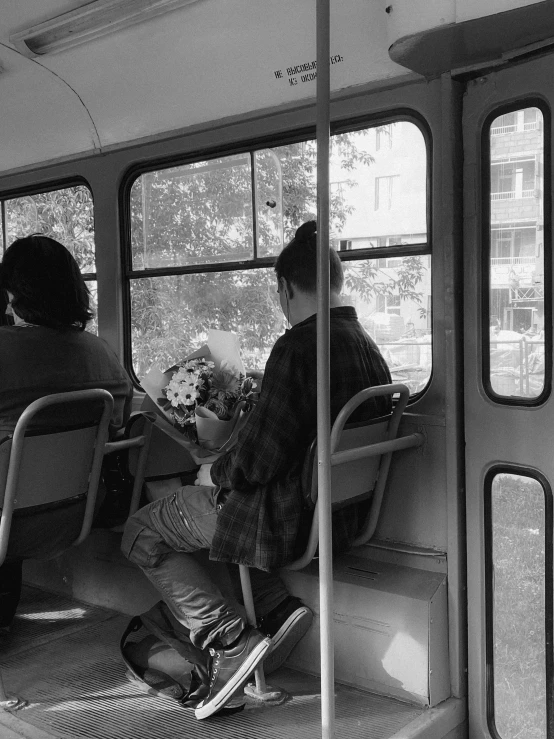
[463, 53, 553, 739]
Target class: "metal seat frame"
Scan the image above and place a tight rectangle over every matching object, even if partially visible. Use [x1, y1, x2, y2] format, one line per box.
[0, 389, 153, 708]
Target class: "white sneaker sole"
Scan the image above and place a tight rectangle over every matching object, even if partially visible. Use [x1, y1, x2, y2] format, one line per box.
[264, 606, 313, 675]
[194, 637, 271, 720]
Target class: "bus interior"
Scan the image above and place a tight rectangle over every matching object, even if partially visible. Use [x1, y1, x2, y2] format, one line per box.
[0, 1, 553, 738]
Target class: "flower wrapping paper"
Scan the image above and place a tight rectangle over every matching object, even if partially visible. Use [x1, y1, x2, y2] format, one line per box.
[141, 329, 250, 457]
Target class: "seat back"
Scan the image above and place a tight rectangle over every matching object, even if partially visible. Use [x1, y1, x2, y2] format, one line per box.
[0, 389, 114, 566]
[126, 416, 195, 481]
[131, 396, 199, 480]
[0, 425, 100, 509]
[302, 416, 391, 510]
[286, 382, 423, 571]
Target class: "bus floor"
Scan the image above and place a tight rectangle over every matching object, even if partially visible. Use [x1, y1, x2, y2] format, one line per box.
[0, 585, 427, 739]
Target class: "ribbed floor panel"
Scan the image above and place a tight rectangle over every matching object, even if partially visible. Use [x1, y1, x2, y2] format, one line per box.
[0, 587, 423, 739]
[2, 587, 115, 659]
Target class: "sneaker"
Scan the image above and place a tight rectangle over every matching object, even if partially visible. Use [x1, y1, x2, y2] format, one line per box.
[182, 670, 245, 716]
[258, 597, 313, 675]
[194, 627, 271, 720]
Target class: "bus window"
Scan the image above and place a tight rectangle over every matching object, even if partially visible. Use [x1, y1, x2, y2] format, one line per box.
[487, 107, 545, 399]
[127, 121, 430, 391]
[487, 471, 550, 739]
[0, 185, 97, 333]
[343, 256, 432, 394]
[130, 155, 253, 270]
[130, 269, 279, 380]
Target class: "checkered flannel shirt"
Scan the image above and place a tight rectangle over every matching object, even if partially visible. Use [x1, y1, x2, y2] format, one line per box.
[210, 307, 392, 571]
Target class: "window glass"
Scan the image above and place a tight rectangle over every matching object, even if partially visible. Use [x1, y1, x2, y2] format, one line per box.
[87, 280, 98, 335]
[344, 256, 432, 394]
[253, 123, 427, 257]
[130, 255, 432, 392]
[490, 472, 546, 739]
[130, 269, 282, 380]
[130, 154, 254, 269]
[3, 186, 95, 275]
[127, 121, 430, 391]
[1, 185, 97, 333]
[488, 107, 544, 399]
[337, 123, 426, 247]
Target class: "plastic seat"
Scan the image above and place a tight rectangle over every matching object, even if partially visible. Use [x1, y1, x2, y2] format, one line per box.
[238, 382, 425, 696]
[0, 389, 153, 708]
[125, 408, 199, 485]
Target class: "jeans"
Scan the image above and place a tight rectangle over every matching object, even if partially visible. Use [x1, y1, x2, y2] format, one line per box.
[122, 485, 289, 669]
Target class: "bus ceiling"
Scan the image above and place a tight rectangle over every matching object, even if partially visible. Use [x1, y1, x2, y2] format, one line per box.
[0, 0, 551, 176]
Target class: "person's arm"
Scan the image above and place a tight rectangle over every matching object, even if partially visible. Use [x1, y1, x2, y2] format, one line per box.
[211, 338, 313, 492]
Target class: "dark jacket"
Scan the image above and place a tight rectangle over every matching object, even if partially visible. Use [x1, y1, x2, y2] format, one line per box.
[0, 325, 132, 436]
[210, 307, 392, 570]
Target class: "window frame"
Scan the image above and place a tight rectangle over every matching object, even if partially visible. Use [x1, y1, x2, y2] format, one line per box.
[120, 112, 432, 389]
[0, 177, 97, 281]
[481, 98, 552, 406]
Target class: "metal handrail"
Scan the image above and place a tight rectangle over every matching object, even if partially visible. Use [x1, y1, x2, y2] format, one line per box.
[316, 1, 332, 736]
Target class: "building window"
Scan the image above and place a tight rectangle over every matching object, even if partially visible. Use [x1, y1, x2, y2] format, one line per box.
[490, 158, 536, 200]
[376, 124, 393, 150]
[385, 294, 401, 315]
[490, 109, 540, 135]
[491, 226, 537, 262]
[374, 175, 398, 210]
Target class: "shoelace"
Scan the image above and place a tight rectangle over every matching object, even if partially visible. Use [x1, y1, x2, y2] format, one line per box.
[208, 648, 221, 687]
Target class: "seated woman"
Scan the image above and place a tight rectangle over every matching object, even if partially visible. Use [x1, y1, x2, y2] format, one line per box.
[0, 234, 133, 631]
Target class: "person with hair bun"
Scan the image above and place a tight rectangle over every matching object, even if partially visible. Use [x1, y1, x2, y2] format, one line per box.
[123, 221, 391, 719]
[0, 234, 132, 630]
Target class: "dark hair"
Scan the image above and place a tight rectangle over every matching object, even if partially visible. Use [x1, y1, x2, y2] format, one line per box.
[0, 234, 93, 330]
[274, 221, 343, 295]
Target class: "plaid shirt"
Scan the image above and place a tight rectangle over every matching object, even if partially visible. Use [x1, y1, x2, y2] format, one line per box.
[210, 307, 392, 571]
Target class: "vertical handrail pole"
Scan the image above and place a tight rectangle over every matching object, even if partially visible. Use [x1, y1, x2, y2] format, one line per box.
[316, 1, 334, 737]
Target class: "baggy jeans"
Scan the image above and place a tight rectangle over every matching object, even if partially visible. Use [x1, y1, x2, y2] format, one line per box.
[121, 485, 289, 670]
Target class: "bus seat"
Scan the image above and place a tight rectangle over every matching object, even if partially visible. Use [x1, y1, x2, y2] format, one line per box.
[0, 390, 153, 708]
[238, 383, 424, 699]
[138, 395, 200, 478]
[125, 409, 201, 506]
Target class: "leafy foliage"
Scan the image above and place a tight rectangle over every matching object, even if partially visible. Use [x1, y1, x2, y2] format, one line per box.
[2, 186, 98, 332]
[5, 187, 95, 272]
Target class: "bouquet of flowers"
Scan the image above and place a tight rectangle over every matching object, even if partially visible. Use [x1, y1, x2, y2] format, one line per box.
[160, 357, 256, 448]
[141, 330, 257, 453]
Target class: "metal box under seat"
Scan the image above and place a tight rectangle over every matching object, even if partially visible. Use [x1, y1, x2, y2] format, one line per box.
[282, 553, 450, 707]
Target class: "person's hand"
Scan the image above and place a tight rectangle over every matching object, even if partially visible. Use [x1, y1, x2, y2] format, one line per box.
[246, 369, 264, 380]
[195, 464, 215, 487]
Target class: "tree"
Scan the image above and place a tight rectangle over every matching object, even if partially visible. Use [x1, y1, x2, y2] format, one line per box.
[344, 255, 427, 315]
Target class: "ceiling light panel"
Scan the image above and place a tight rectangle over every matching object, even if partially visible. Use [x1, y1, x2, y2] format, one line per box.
[10, 0, 203, 57]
